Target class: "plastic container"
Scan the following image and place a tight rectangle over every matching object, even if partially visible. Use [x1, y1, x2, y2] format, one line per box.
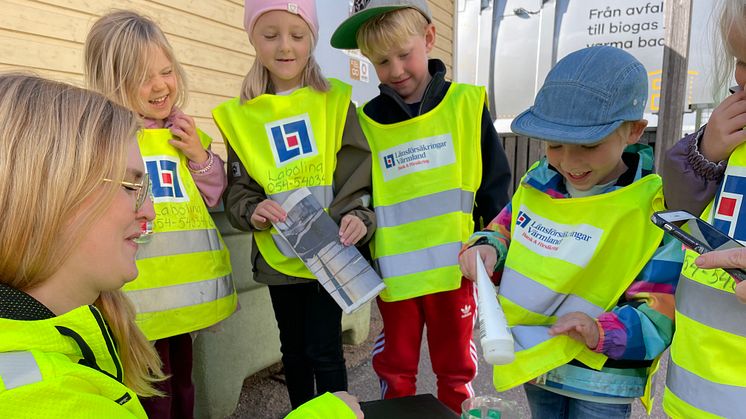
[475, 251, 515, 365]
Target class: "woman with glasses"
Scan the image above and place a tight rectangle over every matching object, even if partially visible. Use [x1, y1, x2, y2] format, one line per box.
[0, 74, 163, 417]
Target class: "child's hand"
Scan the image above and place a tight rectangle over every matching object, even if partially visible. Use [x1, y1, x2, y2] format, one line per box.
[700, 90, 746, 162]
[549, 312, 599, 349]
[339, 214, 366, 246]
[459, 245, 497, 282]
[251, 199, 286, 230]
[168, 113, 209, 164]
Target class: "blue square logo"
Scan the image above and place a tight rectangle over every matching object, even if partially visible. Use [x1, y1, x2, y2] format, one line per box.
[384, 154, 396, 169]
[145, 156, 188, 203]
[266, 114, 317, 167]
[516, 211, 532, 228]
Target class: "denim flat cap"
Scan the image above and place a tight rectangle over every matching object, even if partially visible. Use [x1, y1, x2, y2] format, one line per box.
[511, 45, 648, 144]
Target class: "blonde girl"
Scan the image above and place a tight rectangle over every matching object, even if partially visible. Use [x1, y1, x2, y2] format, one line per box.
[85, 11, 236, 418]
[0, 73, 163, 418]
[213, 0, 375, 410]
[662, 0, 746, 417]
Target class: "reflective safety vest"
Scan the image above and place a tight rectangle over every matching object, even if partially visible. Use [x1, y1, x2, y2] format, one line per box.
[663, 144, 746, 419]
[493, 174, 665, 407]
[213, 79, 350, 278]
[284, 392, 357, 419]
[358, 83, 484, 302]
[124, 129, 236, 341]
[0, 305, 146, 418]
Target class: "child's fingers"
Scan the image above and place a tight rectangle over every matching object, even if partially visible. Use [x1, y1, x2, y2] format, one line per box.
[171, 113, 196, 132]
[251, 213, 267, 223]
[338, 215, 352, 237]
[483, 252, 497, 274]
[256, 200, 286, 222]
[339, 215, 365, 245]
[168, 139, 187, 151]
[263, 206, 286, 222]
[250, 213, 269, 229]
[169, 126, 190, 141]
[549, 313, 583, 334]
[458, 249, 477, 281]
[341, 228, 363, 246]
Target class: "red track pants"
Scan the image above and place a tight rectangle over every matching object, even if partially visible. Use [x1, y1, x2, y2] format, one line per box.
[372, 278, 478, 412]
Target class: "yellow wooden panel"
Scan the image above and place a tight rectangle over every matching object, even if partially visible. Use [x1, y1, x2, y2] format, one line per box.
[430, 0, 454, 27]
[183, 64, 247, 98]
[0, 0, 92, 42]
[150, 0, 244, 29]
[182, 91, 233, 121]
[38, 0, 250, 53]
[0, 29, 82, 73]
[170, 37, 251, 77]
[0, 64, 84, 86]
[429, 0, 453, 74]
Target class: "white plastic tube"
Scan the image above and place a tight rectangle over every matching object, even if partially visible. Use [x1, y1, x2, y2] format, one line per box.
[475, 250, 515, 365]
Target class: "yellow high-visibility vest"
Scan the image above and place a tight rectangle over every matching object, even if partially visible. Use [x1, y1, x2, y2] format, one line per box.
[0, 305, 146, 418]
[125, 129, 236, 341]
[663, 144, 746, 419]
[493, 173, 664, 411]
[358, 83, 484, 301]
[213, 79, 350, 278]
[285, 392, 358, 419]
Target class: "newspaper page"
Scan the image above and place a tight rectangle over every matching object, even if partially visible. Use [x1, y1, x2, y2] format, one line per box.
[273, 188, 385, 314]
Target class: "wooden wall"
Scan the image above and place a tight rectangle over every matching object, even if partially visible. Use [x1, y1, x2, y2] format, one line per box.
[429, 0, 454, 75]
[0, 0, 455, 159]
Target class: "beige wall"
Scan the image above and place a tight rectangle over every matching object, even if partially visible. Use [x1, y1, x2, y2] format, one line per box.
[429, 0, 454, 74]
[0, 0, 454, 157]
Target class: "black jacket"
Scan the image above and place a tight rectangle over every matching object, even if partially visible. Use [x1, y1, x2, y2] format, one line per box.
[362, 59, 512, 227]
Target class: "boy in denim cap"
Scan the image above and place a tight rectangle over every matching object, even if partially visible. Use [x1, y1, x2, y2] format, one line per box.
[331, 0, 512, 412]
[459, 46, 683, 418]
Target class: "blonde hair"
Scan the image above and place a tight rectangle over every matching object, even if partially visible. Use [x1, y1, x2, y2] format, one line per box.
[714, 0, 746, 99]
[0, 73, 164, 396]
[357, 8, 429, 63]
[240, 15, 329, 101]
[84, 10, 187, 113]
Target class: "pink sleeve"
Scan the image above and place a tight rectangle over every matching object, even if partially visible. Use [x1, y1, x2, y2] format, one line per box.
[188, 149, 228, 208]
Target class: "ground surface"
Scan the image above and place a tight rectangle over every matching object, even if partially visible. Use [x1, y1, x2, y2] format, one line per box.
[229, 305, 668, 419]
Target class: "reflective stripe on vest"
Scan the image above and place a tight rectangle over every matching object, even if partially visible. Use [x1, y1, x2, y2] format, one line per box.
[374, 242, 463, 278]
[375, 189, 474, 228]
[666, 358, 746, 418]
[0, 351, 42, 390]
[213, 80, 350, 278]
[492, 168, 665, 392]
[126, 129, 235, 341]
[500, 267, 605, 320]
[360, 83, 484, 301]
[676, 274, 746, 337]
[136, 229, 221, 259]
[126, 274, 234, 313]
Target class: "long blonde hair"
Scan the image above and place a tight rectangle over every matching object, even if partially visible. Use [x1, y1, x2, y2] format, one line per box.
[84, 10, 187, 113]
[0, 73, 164, 396]
[714, 0, 746, 99]
[240, 13, 329, 101]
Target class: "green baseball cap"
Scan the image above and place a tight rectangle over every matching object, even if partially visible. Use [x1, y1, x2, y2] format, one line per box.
[330, 0, 432, 49]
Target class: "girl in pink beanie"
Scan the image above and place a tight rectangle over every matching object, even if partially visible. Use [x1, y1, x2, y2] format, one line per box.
[244, 0, 319, 41]
[213, 0, 375, 413]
